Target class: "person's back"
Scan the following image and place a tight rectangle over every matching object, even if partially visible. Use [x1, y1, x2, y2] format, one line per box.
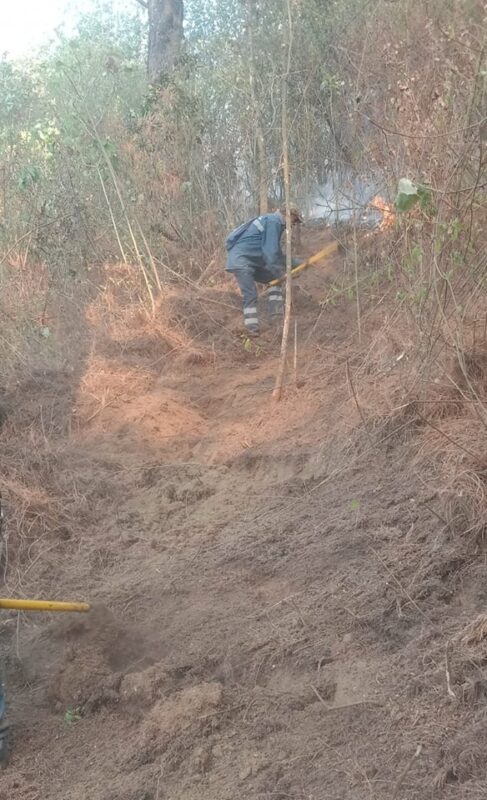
[226, 211, 285, 272]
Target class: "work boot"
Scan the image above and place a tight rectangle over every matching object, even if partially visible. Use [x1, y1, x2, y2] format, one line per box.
[243, 306, 259, 336]
[267, 286, 283, 319]
[244, 325, 259, 338]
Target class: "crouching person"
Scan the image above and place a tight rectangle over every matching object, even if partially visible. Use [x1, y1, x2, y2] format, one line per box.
[225, 205, 303, 336]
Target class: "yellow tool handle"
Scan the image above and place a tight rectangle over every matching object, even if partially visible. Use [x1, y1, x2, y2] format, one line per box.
[268, 240, 339, 287]
[0, 598, 90, 613]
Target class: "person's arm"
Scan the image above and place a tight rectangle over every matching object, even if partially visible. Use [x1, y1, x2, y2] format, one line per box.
[263, 217, 303, 271]
[262, 218, 285, 270]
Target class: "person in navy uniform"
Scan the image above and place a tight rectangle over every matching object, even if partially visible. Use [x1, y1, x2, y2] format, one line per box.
[225, 205, 303, 335]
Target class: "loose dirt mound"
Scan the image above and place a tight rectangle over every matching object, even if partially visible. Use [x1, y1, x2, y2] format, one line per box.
[1, 227, 486, 799]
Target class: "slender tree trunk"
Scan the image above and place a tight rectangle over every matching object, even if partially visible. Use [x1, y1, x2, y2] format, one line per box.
[147, 0, 184, 84]
[257, 128, 269, 214]
[248, 0, 268, 214]
[273, 0, 293, 402]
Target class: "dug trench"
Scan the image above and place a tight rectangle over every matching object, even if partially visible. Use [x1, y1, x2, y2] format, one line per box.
[1, 231, 487, 800]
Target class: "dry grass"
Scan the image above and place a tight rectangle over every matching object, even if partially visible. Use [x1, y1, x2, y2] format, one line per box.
[0, 257, 237, 600]
[415, 415, 487, 542]
[75, 356, 154, 427]
[340, 282, 487, 548]
[84, 262, 240, 369]
[459, 614, 487, 647]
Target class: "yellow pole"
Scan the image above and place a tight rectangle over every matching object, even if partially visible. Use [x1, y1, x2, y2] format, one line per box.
[268, 240, 339, 286]
[0, 598, 90, 613]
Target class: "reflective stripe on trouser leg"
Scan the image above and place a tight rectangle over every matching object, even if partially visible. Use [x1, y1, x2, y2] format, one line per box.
[231, 267, 259, 330]
[267, 286, 283, 317]
[243, 306, 259, 330]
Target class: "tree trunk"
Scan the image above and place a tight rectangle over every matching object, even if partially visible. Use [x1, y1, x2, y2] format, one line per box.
[257, 127, 269, 214]
[273, 0, 293, 402]
[147, 0, 184, 84]
[247, 0, 268, 214]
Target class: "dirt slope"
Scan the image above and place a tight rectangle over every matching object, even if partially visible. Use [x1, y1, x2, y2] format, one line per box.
[1, 229, 486, 800]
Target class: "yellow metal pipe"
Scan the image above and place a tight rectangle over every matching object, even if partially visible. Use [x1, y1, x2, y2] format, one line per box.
[0, 598, 90, 613]
[268, 240, 339, 287]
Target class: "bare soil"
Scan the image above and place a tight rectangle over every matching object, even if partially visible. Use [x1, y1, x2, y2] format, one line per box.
[1, 228, 486, 800]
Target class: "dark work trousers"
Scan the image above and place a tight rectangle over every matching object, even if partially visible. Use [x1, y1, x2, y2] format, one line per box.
[232, 265, 283, 332]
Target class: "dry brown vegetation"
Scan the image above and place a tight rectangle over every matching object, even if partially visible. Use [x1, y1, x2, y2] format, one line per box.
[0, 0, 486, 797]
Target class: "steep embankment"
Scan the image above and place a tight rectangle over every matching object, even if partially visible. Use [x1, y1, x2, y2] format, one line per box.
[1, 228, 486, 800]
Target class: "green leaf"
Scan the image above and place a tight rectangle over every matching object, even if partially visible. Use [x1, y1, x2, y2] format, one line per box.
[64, 707, 82, 726]
[395, 179, 434, 215]
[395, 178, 420, 212]
[397, 178, 418, 197]
[18, 165, 41, 190]
[417, 185, 433, 212]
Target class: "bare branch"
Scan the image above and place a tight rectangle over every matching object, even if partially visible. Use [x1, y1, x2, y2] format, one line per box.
[273, 0, 293, 403]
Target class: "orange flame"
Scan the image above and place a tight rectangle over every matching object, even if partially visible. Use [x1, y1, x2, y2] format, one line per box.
[370, 196, 395, 230]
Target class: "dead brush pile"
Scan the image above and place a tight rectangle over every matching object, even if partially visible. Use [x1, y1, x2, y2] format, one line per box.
[0, 415, 88, 599]
[0, 255, 241, 598]
[379, 348, 485, 614]
[326, 229, 487, 623]
[342, 187, 487, 532]
[74, 355, 154, 428]
[0, 265, 100, 598]
[87, 261, 240, 368]
[414, 340, 487, 542]
[0, 269, 67, 595]
[0, 260, 54, 385]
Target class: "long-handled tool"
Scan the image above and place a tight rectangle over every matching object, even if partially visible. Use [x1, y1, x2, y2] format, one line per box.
[0, 596, 90, 766]
[268, 240, 339, 287]
[0, 598, 90, 613]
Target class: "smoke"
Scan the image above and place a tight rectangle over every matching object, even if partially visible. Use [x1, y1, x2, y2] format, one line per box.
[305, 171, 391, 224]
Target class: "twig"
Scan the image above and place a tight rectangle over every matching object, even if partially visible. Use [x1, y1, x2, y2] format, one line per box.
[391, 745, 422, 799]
[0, 213, 72, 266]
[273, 0, 294, 402]
[415, 408, 481, 463]
[16, 611, 21, 660]
[310, 419, 415, 493]
[445, 641, 457, 699]
[293, 318, 298, 386]
[135, 217, 163, 292]
[310, 684, 382, 711]
[370, 547, 430, 622]
[358, 108, 486, 140]
[310, 684, 331, 708]
[288, 597, 308, 629]
[352, 200, 361, 343]
[84, 396, 119, 424]
[97, 168, 127, 263]
[346, 360, 373, 444]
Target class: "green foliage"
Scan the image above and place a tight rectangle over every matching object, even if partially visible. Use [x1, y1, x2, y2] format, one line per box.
[403, 243, 423, 276]
[64, 707, 82, 726]
[0, 3, 147, 267]
[18, 165, 42, 190]
[0, 0, 481, 290]
[395, 178, 433, 214]
[241, 335, 262, 355]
